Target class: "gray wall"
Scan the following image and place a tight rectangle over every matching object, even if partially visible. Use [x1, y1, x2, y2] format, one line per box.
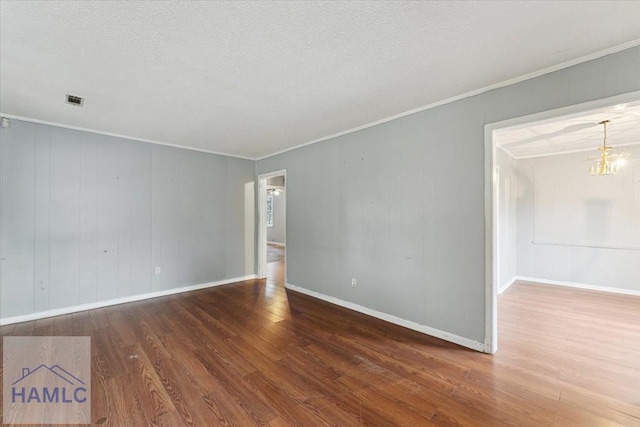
[0, 120, 255, 319]
[516, 145, 640, 292]
[267, 191, 286, 244]
[496, 148, 517, 291]
[258, 46, 640, 344]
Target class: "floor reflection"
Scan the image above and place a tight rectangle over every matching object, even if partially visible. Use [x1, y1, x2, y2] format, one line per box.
[266, 243, 285, 297]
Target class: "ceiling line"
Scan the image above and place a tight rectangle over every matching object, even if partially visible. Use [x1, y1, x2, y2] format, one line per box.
[2, 39, 639, 162]
[505, 140, 640, 160]
[256, 39, 640, 161]
[0, 113, 255, 161]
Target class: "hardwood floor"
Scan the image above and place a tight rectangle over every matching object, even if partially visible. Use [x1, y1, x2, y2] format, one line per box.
[1, 263, 640, 425]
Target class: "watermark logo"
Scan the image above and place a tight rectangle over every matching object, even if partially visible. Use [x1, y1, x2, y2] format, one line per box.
[11, 364, 88, 404]
[3, 336, 91, 424]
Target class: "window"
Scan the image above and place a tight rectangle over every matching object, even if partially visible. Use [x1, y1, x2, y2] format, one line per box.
[266, 195, 274, 227]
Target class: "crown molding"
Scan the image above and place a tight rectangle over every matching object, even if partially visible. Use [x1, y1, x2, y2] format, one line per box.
[0, 113, 255, 161]
[257, 39, 640, 161]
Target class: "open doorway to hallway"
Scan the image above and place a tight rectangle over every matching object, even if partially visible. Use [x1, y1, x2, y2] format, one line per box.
[258, 170, 286, 287]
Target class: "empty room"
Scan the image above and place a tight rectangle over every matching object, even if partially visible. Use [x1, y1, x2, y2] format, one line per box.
[1, 1, 640, 426]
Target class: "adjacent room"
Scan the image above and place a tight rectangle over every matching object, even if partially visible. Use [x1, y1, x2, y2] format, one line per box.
[1, 1, 640, 425]
[495, 101, 640, 299]
[491, 100, 640, 424]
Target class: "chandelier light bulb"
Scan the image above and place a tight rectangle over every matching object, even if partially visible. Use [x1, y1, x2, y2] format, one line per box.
[589, 120, 629, 176]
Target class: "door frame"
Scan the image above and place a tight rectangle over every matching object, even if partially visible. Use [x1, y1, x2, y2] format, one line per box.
[257, 169, 287, 280]
[483, 90, 640, 354]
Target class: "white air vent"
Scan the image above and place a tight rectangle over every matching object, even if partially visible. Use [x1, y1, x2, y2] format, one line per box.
[65, 94, 84, 106]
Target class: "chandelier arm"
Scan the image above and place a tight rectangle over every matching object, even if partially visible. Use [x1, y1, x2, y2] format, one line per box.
[590, 119, 627, 176]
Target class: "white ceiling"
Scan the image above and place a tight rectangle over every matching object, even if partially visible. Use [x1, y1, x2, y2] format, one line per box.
[1, 1, 640, 160]
[496, 101, 640, 159]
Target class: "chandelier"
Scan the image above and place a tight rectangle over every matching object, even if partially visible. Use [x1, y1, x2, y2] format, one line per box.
[589, 120, 629, 176]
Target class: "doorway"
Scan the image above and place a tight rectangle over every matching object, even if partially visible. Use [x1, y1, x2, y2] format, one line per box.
[485, 90, 640, 354]
[258, 170, 287, 286]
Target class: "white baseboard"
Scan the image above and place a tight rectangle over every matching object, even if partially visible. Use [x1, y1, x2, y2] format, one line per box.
[285, 283, 485, 353]
[499, 276, 518, 294]
[515, 275, 640, 297]
[267, 241, 285, 247]
[0, 274, 257, 326]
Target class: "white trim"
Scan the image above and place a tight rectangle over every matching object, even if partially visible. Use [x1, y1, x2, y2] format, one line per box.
[257, 40, 640, 161]
[484, 89, 640, 355]
[267, 241, 285, 247]
[285, 283, 486, 353]
[258, 170, 288, 180]
[0, 274, 256, 326]
[516, 276, 640, 297]
[244, 181, 257, 276]
[0, 114, 254, 161]
[484, 122, 498, 354]
[499, 276, 518, 294]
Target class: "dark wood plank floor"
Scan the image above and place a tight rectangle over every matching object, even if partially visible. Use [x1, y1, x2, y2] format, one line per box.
[1, 256, 640, 425]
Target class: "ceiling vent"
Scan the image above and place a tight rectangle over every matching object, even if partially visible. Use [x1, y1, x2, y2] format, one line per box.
[65, 94, 84, 106]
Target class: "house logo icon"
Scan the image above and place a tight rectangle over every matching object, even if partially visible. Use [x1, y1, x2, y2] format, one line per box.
[11, 364, 88, 404]
[3, 336, 91, 424]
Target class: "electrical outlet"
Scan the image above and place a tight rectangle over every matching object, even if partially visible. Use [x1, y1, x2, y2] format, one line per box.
[351, 278, 357, 287]
[155, 267, 161, 275]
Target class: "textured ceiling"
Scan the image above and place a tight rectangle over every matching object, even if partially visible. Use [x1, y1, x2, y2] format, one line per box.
[496, 101, 640, 159]
[1, 1, 640, 159]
